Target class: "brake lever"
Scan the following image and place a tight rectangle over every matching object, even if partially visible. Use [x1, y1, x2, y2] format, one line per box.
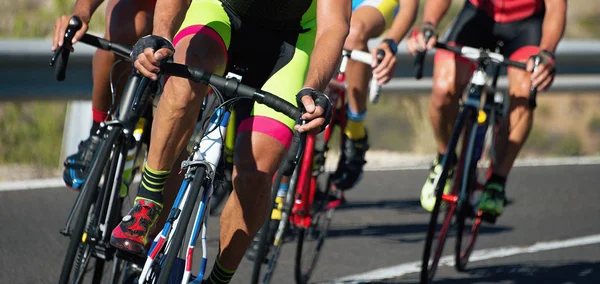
[50, 16, 83, 66]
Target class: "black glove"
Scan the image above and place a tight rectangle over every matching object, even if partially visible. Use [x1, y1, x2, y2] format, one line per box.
[130, 35, 175, 66]
[296, 88, 332, 133]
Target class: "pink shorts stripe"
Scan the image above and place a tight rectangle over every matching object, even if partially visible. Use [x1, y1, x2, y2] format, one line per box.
[173, 25, 228, 61]
[238, 116, 294, 150]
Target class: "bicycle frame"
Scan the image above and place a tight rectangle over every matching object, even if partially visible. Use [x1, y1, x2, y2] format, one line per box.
[290, 51, 354, 229]
[138, 92, 227, 284]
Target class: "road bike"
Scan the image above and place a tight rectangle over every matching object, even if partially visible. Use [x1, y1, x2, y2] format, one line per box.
[413, 42, 540, 283]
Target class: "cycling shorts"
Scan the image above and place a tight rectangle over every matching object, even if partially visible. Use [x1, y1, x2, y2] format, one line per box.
[172, 0, 317, 149]
[352, 0, 399, 28]
[436, 0, 543, 65]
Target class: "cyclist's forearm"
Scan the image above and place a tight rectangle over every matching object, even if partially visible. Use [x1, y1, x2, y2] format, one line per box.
[385, 0, 419, 43]
[422, 0, 452, 27]
[304, 28, 349, 91]
[304, 0, 351, 91]
[72, 0, 105, 23]
[539, 0, 566, 53]
[152, 0, 191, 41]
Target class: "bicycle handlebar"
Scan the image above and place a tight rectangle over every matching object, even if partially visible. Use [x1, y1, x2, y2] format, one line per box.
[49, 16, 302, 120]
[413, 41, 538, 109]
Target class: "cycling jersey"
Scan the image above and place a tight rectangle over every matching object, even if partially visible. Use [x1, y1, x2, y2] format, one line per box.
[352, 0, 399, 28]
[436, 0, 543, 65]
[468, 0, 545, 23]
[221, 0, 313, 27]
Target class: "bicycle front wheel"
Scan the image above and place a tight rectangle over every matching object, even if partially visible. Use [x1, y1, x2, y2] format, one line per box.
[294, 174, 334, 284]
[59, 127, 122, 284]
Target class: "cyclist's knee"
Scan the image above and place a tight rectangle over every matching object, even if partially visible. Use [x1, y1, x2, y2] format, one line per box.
[106, 0, 154, 45]
[344, 21, 369, 50]
[430, 77, 460, 110]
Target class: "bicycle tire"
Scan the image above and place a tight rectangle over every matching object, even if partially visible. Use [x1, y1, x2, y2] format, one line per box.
[59, 126, 122, 284]
[294, 173, 334, 284]
[156, 167, 207, 284]
[420, 108, 474, 284]
[455, 119, 490, 271]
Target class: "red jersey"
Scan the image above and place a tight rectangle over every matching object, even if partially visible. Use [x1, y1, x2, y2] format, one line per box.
[468, 0, 545, 23]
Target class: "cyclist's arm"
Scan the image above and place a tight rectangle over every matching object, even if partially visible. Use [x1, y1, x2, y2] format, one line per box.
[303, 0, 351, 92]
[539, 0, 567, 53]
[72, 0, 104, 23]
[385, 0, 419, 43]
[152, 0, 191, 41]
[422, 0, 452, 27]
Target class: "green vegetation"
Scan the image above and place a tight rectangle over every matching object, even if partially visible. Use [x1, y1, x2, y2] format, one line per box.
[0, 102, 67, 167]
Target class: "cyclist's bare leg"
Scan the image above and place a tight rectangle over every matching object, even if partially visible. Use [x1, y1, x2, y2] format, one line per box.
[145, 35, 226, 171]
[92, 0, 155, 114]
[494, 66, 534, 177]
[219, 132, 286, 269]
[429, 57, 472, 156]
[344, 7, 385, 114]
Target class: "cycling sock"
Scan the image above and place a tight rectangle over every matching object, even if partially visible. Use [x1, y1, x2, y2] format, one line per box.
[91, 107, 108, 136]
[207, 258, 236, 284]
[135, 164, 170, 206]
[344, 106, 366, 140]
[487, 173, 507, 192]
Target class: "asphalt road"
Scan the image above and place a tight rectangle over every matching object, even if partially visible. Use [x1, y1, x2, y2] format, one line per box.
[2, 163, 599, 284]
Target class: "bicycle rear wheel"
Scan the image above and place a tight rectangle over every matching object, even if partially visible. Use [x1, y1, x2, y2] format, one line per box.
[59, 127, 122, 284]
[294, 173, 334, 284]
[420, 108, 474, 284]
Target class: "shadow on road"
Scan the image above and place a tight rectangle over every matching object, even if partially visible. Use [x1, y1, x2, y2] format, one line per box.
[326, 222, 512, 243]
[337, 199, 424, 213]
[372, 261, 600, 284]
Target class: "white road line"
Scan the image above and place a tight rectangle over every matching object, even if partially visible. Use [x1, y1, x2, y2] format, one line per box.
[1, 156, 600, 192]
[0, 178, 64, 192]
[324, 233, 600, 283]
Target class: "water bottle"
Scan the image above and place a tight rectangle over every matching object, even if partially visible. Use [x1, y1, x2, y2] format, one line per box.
[119, 117, 145, 197]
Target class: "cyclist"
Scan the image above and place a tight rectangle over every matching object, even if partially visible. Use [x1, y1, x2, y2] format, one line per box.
[52, 0, 155, 190]
[109, 1, 347, 284]
[332, 0, 419, 190]
[407, 0, 564, 218]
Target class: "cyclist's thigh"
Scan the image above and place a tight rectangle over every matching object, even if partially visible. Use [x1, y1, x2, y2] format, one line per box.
[498, 14, 543, 98]
[349, 0, 398, 37]
[231, 24, 316, 152]
[106, 0, 155, 44]
[433, 1, 495, 96]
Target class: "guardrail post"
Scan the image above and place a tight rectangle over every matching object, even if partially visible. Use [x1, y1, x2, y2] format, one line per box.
[59, 100, 92, 166]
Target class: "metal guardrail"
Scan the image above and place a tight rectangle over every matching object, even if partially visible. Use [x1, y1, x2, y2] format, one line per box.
[1, 39, 599, 100]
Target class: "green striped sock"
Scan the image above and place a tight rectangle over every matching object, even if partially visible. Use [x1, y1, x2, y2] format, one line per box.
[136, 164, 170, 205]
[207, 258, 236, 284]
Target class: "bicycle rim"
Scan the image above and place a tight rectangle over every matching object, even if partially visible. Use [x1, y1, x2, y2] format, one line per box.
[156, 167, 207, 284]
[294, 174, 334, 284]
[59, 127, 122, 284]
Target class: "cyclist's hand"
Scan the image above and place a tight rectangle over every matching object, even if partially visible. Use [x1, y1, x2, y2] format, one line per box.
[52, 15, 89, 52]
[406, 22, 437, 55]
[526, 49, 556, 91]
[294, 88, 332, 134]
[372, 39, 398, 85]
[131, 35, 175, 81]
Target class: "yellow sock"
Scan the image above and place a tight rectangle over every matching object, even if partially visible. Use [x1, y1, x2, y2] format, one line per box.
[344, 120, 366, 140]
